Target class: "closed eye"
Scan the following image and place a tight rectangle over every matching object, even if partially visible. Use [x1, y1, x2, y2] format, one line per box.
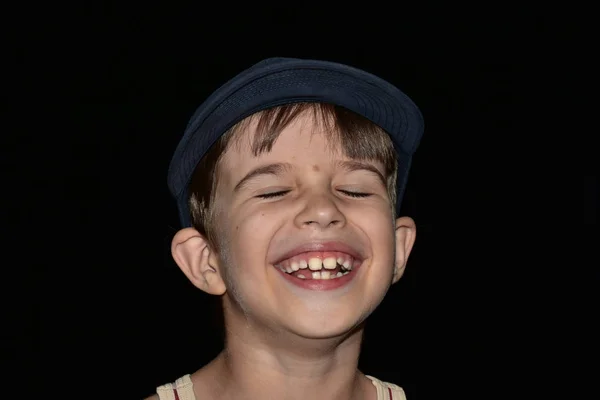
[256, 190, 290, 199]
[338, 190, 372, 198]
[257, 190, 371, 199]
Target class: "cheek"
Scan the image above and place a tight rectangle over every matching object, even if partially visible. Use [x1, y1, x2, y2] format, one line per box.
[370, 222, 395, 252]
[353, 208, 396, 256]
[229, 210, 281, 268]
[352, 203, 394, 232]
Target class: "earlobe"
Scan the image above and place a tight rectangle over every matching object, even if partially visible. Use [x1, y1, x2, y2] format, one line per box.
[171, 228, 226, 295]
[392, 216, 417, 283]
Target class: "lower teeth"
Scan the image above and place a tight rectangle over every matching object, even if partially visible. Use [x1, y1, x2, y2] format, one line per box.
[295, 270, 350, 280]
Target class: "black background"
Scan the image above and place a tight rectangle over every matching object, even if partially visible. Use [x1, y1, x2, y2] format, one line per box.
[6, 5, 595, 400]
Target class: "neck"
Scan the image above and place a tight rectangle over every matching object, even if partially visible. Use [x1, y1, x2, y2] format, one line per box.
[197, 318, 370, 400]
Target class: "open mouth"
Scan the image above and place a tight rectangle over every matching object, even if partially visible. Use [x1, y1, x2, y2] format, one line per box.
[274, 251, 361, 280]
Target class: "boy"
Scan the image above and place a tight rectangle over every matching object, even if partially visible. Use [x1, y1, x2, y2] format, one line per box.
[149, 57, 423, 400]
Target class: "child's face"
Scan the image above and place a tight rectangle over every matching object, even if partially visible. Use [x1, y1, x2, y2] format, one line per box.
[211, 113, 407, 338]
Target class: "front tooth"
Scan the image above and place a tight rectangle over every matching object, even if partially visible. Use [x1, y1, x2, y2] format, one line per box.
[321, 271, 331, 279]
[342, 260, 352, 270]
[291, 261, 300, 271]
[299, 260, 308, 269]
[337, 257, 344, 264]
[312, 271, 321, 279]
[323, 257, 337, 270]
[308, 258, 323, 271]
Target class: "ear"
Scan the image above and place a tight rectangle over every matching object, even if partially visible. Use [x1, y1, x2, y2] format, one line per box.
[171, 228, 226, 295]
[392, 216, 417, 284]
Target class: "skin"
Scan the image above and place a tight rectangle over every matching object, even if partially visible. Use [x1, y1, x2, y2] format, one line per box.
[151, 112, 416, 400]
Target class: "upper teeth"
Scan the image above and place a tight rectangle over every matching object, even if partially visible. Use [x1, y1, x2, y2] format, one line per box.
[307, 257, 351, 271]
[277, 255, 354, 275]
[308, 258, 322, 270]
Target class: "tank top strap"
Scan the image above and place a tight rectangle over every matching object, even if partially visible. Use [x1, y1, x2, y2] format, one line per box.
[366, 375, 407, 400]
[156, 374, 196, 400]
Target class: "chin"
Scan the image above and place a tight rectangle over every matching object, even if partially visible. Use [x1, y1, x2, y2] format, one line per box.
[285, 313, 366, 340]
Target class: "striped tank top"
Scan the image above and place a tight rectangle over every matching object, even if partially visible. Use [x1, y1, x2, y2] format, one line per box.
[155, 374, 406, 400]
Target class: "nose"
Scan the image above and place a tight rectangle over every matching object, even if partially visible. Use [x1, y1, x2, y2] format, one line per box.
[294, 190, 346, 229]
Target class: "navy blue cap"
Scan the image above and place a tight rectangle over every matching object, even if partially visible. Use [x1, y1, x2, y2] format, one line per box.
[168, 57, 424, 227]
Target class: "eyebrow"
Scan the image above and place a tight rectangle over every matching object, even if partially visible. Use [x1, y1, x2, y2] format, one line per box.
[337, 160, 386, 186]
[233, 162, 293, 192]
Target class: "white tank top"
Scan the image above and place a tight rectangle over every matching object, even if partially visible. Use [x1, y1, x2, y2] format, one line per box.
[156, 374, 407, 400]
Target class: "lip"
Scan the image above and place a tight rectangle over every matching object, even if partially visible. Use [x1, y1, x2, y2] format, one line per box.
[272, 241, 366, 265]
